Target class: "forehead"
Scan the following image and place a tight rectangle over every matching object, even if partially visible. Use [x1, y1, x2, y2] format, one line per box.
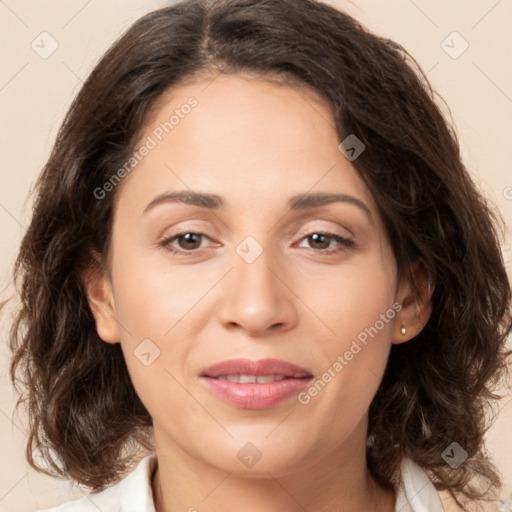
[114, 72, 375, 215]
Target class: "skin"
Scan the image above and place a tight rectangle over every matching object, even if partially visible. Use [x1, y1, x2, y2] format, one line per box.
[82, 72, 432, 512]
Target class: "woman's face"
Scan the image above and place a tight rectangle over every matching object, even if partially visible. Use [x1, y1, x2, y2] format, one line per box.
[91, 73, 415, 477]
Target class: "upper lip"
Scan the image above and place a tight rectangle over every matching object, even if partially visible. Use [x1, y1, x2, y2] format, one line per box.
[201, 358, 313, 379]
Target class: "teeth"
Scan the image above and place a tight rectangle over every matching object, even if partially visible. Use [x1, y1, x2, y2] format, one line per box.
[215, 375, 287, 383]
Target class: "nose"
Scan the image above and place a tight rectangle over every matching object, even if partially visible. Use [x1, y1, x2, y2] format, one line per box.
[216, 243, 298, 336]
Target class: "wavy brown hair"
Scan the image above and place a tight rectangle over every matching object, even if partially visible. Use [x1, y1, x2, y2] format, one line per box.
[4, 0, 511, 508]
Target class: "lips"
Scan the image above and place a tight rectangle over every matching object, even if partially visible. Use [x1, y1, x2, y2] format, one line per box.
[201, 358, 313, 379]
[200, 358, 313, 409]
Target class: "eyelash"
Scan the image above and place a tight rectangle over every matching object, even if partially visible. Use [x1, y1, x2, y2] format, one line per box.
[159, 230, 354, 257]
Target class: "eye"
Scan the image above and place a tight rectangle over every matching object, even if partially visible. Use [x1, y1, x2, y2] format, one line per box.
[297, 232, 354, 255]
[159, 230, 354, 257]
[160, 231, 213, 256]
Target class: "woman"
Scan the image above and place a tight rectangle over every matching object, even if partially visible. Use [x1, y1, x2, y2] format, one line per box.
[6, 0, 511, 510]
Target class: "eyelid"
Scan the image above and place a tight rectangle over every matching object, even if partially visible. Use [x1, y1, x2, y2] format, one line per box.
[294, 221, 354, 241]
[286, 210, 356, 233]
[298, 224, 354, 238]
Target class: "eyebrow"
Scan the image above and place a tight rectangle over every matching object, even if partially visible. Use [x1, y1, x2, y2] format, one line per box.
[143, 190, 372, 219]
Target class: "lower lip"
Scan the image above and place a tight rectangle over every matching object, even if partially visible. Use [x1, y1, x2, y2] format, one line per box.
[200, 376, 312, 409]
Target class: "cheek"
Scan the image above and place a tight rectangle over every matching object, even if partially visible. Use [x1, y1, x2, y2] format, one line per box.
[111, 241, 210, 339]
[338, 266, 396, 363]
[109, 244, 213, 412]
[308, 255, 396, 343]
[300, 256, 396, 414]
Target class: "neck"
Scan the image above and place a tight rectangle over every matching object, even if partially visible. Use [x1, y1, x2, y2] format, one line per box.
[151, 420, 395, 512]
[154, 468, 395, 512]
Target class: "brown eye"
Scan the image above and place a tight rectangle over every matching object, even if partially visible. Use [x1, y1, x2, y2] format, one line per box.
[298, 232, 354, 254]
[160, 231, 211, 255]
[307, 233, 330, 250]
[175, 233, 203, 250]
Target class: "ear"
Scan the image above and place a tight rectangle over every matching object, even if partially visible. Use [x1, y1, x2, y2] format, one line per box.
[392, 261, 434, 344]
[78, 255, 120, 344]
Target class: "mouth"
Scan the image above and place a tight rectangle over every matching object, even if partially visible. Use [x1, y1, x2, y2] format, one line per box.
[201, 357, 313, 379]
[200, 358, 313, 409]
[211, 375, 292, 383]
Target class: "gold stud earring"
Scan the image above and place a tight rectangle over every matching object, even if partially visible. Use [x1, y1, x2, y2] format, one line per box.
[400, 326, 407, 336]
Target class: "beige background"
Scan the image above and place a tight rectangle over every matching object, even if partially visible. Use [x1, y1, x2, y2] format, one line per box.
[1, 0, 511, 510]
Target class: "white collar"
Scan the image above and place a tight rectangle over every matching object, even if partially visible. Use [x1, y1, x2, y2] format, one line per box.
[394, 457, 445, 511]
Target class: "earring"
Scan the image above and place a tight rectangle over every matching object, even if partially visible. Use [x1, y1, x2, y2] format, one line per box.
[400, 326, 407, 335]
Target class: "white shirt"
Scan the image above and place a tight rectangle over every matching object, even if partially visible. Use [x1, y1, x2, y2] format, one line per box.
[38, 453, 445, 511]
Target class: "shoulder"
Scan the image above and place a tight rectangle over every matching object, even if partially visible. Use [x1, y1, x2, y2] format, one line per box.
[37, 453, 158, 512]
